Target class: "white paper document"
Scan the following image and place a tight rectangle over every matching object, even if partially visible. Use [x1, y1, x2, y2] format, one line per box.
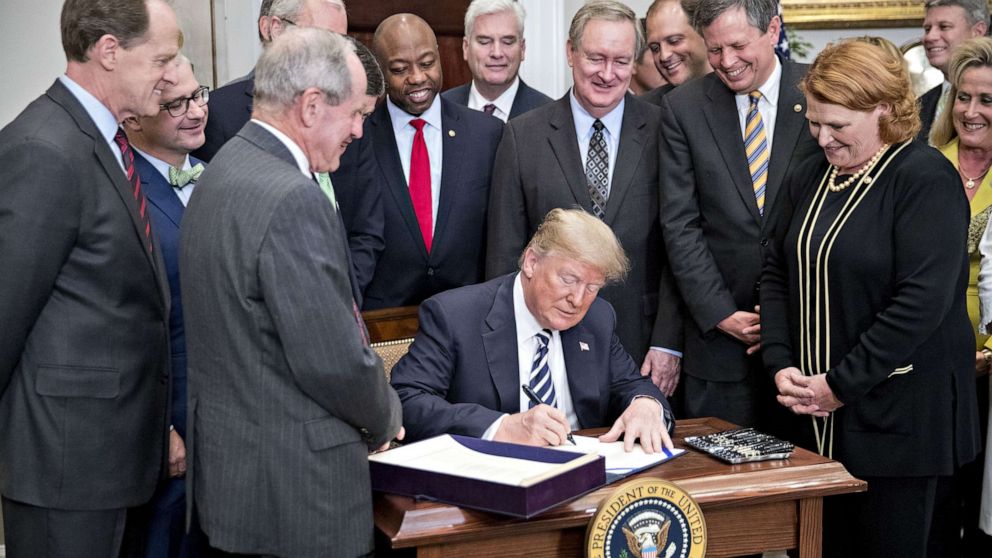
[550, 435, 686, 476]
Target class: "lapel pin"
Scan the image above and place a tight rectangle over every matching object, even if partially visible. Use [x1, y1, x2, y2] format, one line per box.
[448, 129, 456, 137]
[579, 341, 590, 352]
[793, 104, 802, 113]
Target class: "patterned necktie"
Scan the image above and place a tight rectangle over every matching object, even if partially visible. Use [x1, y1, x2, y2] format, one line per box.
[113, 128, 154, 253]
[409, 118, 433, 253]
[168, 163, 204, 188]
[315, 172, 338, 210]
[528, 329, 558, 408]
[745, 91, 769, 215]
[585, 119, 609, 219]
[483, 103, 497, 115]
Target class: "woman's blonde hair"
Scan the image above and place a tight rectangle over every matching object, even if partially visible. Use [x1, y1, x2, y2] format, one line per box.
[931, 37, 992, 147]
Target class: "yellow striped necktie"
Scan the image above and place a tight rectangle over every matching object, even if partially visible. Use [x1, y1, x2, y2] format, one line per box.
[745, 91, 768, 215]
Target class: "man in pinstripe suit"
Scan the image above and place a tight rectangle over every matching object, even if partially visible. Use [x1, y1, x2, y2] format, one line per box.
[179, 28, 402, 557]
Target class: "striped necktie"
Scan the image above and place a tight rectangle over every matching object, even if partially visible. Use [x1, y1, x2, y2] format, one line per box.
[745, 91, 769, 215]
[113, 128, 154, 253]
[528, 329, 558, 408]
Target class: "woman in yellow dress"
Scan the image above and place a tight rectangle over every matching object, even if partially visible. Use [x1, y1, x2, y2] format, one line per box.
[930, 36, 992, 553]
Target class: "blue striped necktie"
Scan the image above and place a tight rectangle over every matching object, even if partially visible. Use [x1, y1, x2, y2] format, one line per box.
[528, 329, 558, 408]
[745, 91, 769, 215]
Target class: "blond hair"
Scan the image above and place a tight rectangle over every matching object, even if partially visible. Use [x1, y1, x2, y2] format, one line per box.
[519, 208, 629, 284]
[931, 37, 992, 147]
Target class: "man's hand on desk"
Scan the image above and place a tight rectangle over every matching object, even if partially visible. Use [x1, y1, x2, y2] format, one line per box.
[375, 426, 405, 453]
[493, 405, 571, 446]
[640, 350, 681, 396]
[598, 398, 674, 454]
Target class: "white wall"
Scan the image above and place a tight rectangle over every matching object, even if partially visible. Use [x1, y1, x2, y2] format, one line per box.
[0, 1, 65, 128]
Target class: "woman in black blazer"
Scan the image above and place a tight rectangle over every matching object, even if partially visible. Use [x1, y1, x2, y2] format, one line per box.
[761, 40, 981, 558]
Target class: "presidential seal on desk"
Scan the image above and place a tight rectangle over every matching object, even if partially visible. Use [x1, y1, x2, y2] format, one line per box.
[586, 478, 705, 558]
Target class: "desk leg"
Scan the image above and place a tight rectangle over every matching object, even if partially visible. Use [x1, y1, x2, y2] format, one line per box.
[796, 497, 823, 558]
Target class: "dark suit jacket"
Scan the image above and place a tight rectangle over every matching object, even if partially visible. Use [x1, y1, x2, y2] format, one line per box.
[352, 99, 503, 309]
[193, 70, 382, 297]
[391, 274, 673, 442]
[442, 79, 554, 120]
[0, 80, 171, 509]
[916, 83, 942, 144]
[192, 71, 253, 163]
[135, 152, 203, 438]
[485, 93, 682, 363]
[180, 122, 401, 556]
[762, 141, 980, 476]
[639, 83, 675, 108]
[659, 59, 820, 384]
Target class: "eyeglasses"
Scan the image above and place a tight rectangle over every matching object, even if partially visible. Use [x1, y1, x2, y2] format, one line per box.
[275, 15, 297, 27]
[159, 86, 209, 117]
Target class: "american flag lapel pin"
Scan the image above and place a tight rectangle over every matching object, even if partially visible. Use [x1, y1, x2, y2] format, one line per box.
[579, 341, 590, 352]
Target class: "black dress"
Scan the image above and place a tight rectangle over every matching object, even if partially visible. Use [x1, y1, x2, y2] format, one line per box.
[761, 140, 981, 557]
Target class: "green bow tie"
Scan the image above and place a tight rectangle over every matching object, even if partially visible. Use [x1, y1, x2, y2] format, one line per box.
[168, 163, 204, 188]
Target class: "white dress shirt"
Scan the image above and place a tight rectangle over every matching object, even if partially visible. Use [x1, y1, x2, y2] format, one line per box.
[482, 273, 580, 439]
[387, 96, 443, 231]
[59, 74, 125, 173]
[570, 91, 624, 197]
[734, 56, 783, 154]
[251, 119, 312, 179]
[467, 77, 520, 123]
[132, 147, 196, 206]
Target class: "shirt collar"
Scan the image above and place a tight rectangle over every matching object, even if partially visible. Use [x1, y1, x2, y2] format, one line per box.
[58, 74, 120, 145]
[469, 77, 520, 117]
[250, 119, 311, 178]
[386, 94, 442, 132]
[569, 88, 625, 140]
[736, 56, 782, 107]
[131, 146, 191, 180]
[513, 272, 550, 344]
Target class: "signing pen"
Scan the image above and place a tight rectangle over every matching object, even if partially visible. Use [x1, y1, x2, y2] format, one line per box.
[521, 383, 576, 445]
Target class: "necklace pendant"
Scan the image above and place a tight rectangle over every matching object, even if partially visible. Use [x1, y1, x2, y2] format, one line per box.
[967, 178, 977, 189]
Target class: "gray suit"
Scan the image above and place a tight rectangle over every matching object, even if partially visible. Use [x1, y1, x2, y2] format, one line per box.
[658, 59, 819, 426]
[486, 93, 683, 363]
[180, 122, 401, 557]
[0, 80, 171, 511]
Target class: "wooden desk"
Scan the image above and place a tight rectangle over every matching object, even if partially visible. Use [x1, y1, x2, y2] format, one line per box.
[374, 417, 866, 557]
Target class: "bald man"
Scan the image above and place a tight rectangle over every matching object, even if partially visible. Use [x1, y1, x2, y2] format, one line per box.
[194, 0, 347, 162]
[334, 14, 503, 309]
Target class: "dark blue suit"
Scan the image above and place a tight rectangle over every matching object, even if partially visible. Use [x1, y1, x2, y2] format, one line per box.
[442, 79, 553, 120]
[390, 274, 674, 442]
[338, 99, 502, 309]
[134, 152, 203, 558]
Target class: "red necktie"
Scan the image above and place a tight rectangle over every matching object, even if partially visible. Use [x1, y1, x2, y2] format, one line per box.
[409, 118, 433, 253]
[113, 128, 154, 254]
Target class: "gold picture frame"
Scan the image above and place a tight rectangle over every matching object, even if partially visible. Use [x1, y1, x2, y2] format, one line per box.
[782, 0, 925, 29]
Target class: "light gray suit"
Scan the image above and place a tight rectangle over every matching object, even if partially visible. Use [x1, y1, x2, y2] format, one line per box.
[180, 122, 401, 557]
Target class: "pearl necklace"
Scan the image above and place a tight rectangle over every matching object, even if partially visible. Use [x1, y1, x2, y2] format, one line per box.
[827, 144, 890, 193]
[959, 164, 991, 189]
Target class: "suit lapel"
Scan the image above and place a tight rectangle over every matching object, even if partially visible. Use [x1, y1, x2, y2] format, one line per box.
[372, 104, 430, 260]
[46, 81, 167, 302]
[561, 323, 600, 429]
[134, 152, 185, 229]
[764, 60, 807, 219]
[433, 100, 462, 253]
[702, 76, 762, 223]
[548, 95, 593, 211]
[482, 276, 523, 413]
[244, 71, 255, 117]
[604, 95, 646, 224]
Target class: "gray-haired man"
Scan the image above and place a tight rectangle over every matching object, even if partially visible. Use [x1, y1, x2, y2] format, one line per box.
[180, 28, 402, 557]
